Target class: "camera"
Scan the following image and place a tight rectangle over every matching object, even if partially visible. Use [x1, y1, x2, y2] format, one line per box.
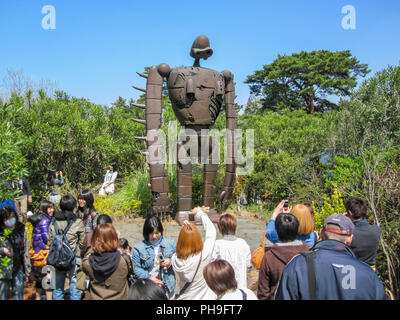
[159, 253, 168, 273]
[284, 200, 289, 209]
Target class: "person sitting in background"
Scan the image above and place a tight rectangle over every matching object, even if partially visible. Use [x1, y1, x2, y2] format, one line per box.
[132, 216, 176, 299]
[0, 206, 31, 300]
[171, 206, 217, 300]
[128, 278, 168, 300]
[48, 195, 84, 300]
[266, 201, 317, 247]
[275, 214, 386, 300]
[99, 163, 118, 196]
[46, 169, 65, 205]
[203, 259, 257, 300]
[344, 197, 380, 269]
[257, 213, 310, 300]
[212, 214, 251, 289]
[82, 223, 129, 300]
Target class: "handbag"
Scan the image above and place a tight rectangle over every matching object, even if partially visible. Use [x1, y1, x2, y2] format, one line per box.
[251, 231, 266, 270]
[174, 252, 202, 300]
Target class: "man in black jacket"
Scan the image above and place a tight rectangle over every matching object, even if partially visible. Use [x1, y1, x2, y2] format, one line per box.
[344, 197, 380, 269]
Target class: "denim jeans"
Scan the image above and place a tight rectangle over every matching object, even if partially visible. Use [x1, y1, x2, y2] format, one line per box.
[53, 257, 82, 300]
[12, 267, 24, 300]
[0, 279, 10, 300]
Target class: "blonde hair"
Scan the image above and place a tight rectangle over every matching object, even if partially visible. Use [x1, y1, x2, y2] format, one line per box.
[290, 204, 315, 235]
[176, 223, 203, 260]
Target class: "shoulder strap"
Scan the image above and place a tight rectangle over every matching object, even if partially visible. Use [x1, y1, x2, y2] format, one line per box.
[301, 250, 317, 300]
[239, 289, 247, 300]
[63, 219, 74, 235]
[52, 218, 60, 234]
[122, 253, 134, 275]
[176, 252, 202, 298]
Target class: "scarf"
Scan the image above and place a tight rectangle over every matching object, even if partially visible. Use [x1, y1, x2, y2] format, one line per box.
[149, 236, 163, 247]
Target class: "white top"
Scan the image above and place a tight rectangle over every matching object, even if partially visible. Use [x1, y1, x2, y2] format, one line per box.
[212, 235, 251, 288]
[149, 246, 161, 277]
[104, 170, 118, 184]
[101, 170, 118, 194]
[217, 288, 258, 300]
[172, 209, 217, 300]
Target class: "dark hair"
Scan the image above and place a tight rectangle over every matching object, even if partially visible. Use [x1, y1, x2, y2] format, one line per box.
[128, 279, 168, 300]
[109, 162, 117, 171]
[118, 238, 130, 250]
[0, 206, 18, 231]
[344, 197, 367, 220]
[203, 260, 237, 296]
[143, 215, 163, 242]
[77, 189, 95, 219]
[97, 214, 112, 225]
[59, 194, 77, 212]
[275, 213, 299, 242]
[28, 200, 54, 227]
[218, 214, 237, 236]
[39, 200, 55, 216]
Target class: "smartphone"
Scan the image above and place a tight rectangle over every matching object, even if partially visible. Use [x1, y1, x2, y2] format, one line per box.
[283, 200, 289, 209]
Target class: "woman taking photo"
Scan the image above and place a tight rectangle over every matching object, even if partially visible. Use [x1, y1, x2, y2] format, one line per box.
[132, 215, 176, 299]
[266, 201, 317, 247]
[82, 223, 129, 300]
[99, 163, 118, 196]
[171, 206, 217, 300]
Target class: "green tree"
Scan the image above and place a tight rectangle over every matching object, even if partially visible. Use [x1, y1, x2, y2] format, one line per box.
[245, 50, 369, 114]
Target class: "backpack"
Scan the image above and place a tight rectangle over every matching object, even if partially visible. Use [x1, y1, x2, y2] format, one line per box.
[46, 219, 76, 271]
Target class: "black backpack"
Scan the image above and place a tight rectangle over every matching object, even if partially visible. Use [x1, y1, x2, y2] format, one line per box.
[46, 219, 76, 271]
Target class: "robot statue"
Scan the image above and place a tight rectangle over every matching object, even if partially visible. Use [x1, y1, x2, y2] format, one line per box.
[132, 35, 237, 225]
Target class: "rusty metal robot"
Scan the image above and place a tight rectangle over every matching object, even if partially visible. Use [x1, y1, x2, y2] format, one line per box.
[132, 35, 237, 225]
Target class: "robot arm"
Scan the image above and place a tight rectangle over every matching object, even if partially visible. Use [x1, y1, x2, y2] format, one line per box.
[132, 64, 172, 214]
[219, 70, 237, 212]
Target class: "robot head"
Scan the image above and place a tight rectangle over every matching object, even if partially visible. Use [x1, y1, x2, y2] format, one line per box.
[190, 35, 213, 60]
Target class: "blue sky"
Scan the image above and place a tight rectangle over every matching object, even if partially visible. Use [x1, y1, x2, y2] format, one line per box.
[0, 0, 399, 107]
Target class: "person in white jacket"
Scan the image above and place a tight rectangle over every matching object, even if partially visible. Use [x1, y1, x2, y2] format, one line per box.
[171, 206, 217, 300]
[99, 163, 118, 196]
[212, 214, 251, 289]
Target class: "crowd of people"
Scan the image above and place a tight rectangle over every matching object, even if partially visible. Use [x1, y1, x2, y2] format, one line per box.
[0, 167, 388, 300]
